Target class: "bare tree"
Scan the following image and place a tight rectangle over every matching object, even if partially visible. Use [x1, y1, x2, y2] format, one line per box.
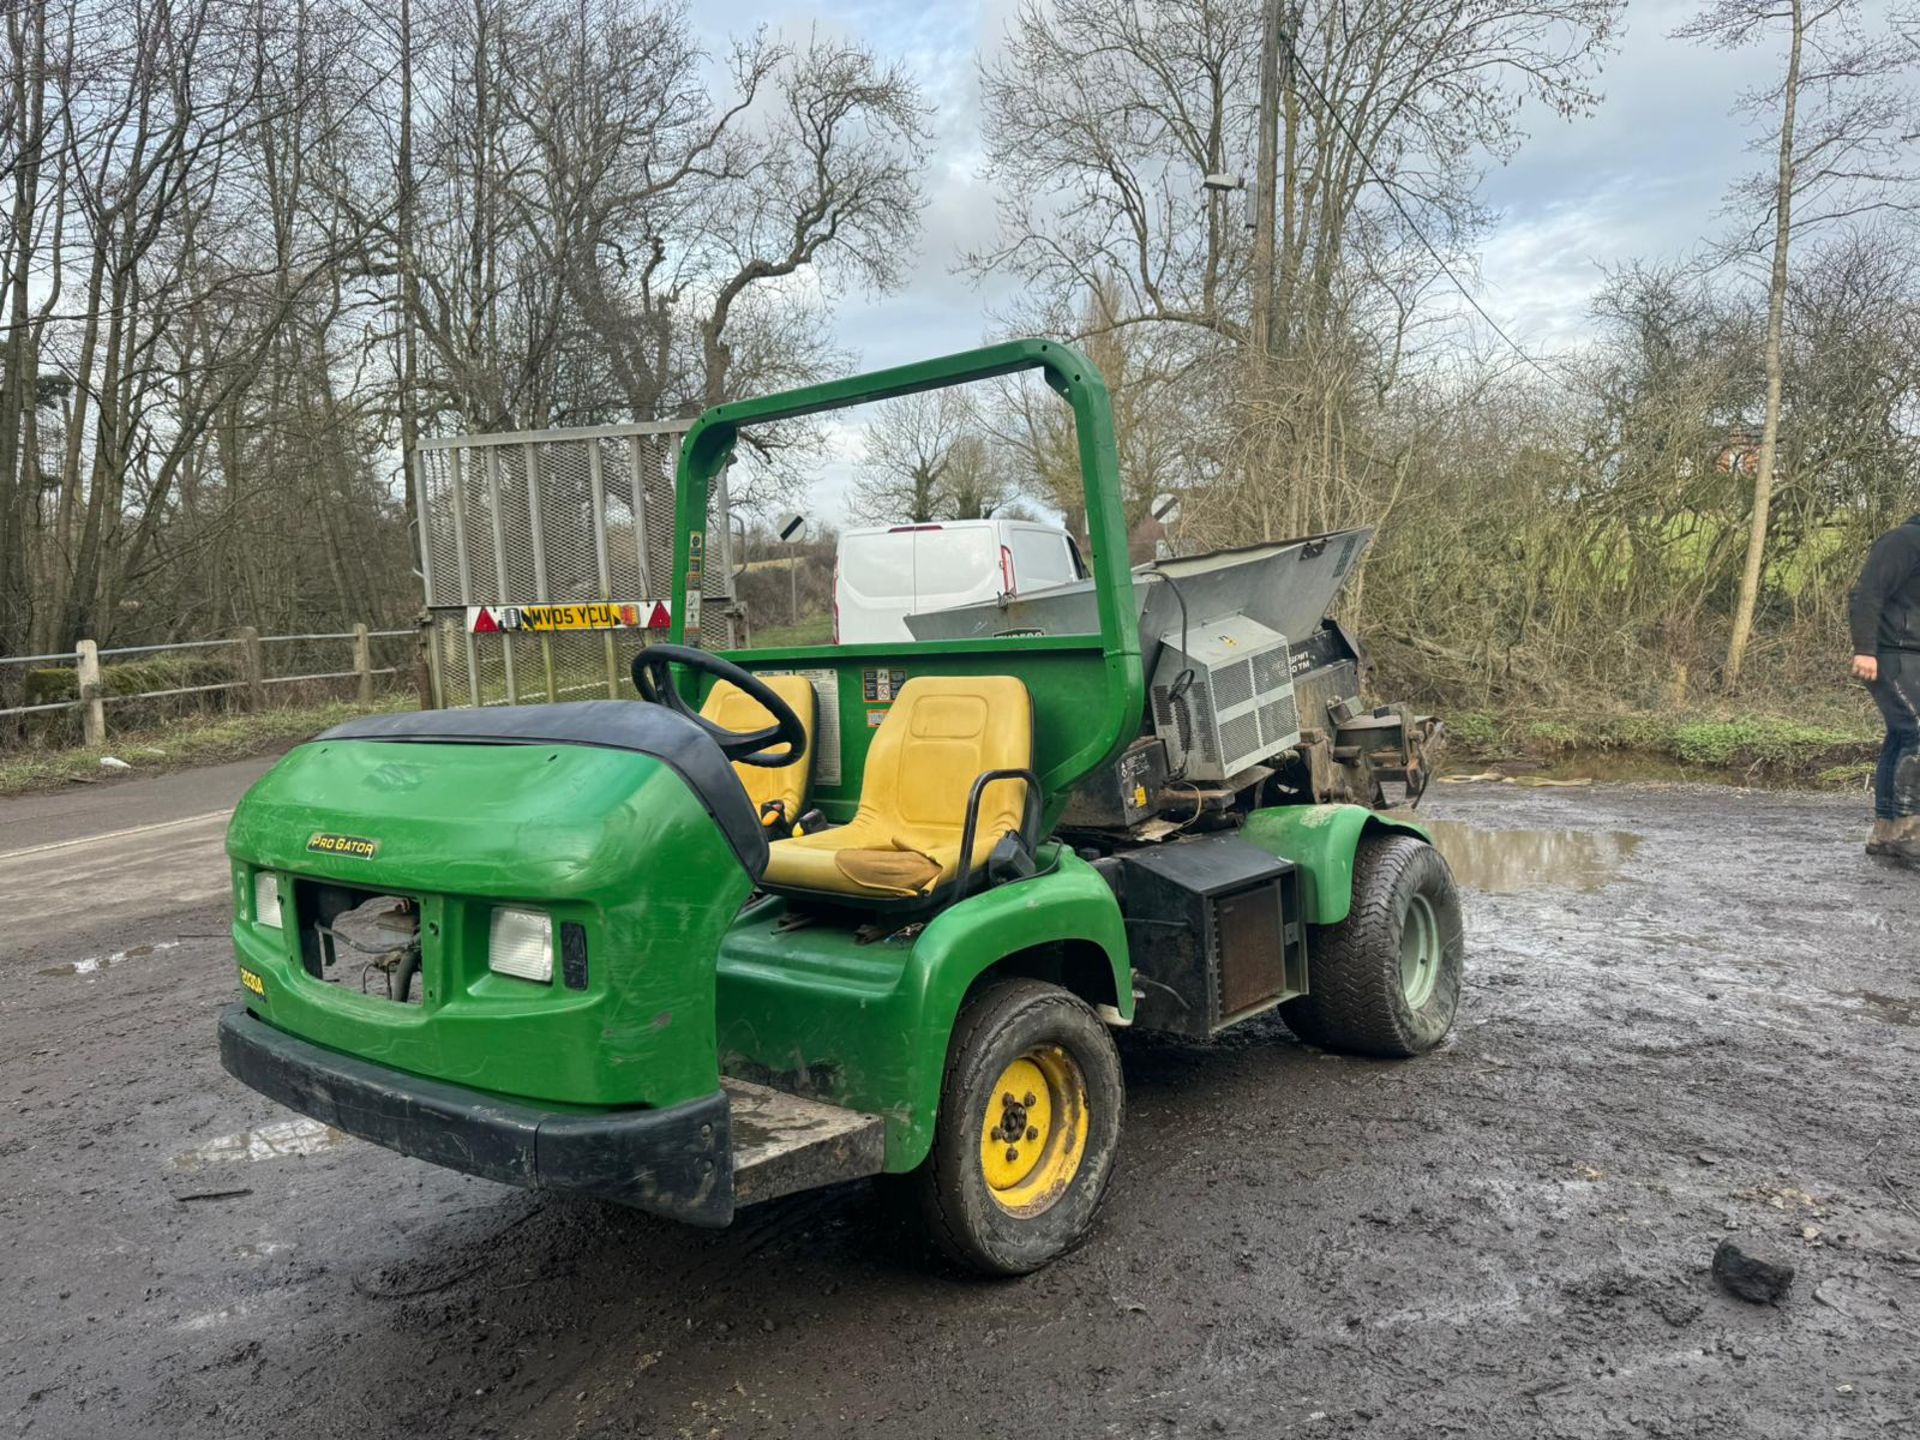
[970, 0, 1619, 356]
[1679, 0, 1920, 683]
[850, 389, 974, 524]
[967, 0, 1620, 564]
[986, 277, 1193, 551]
[691, 34, 928, 411]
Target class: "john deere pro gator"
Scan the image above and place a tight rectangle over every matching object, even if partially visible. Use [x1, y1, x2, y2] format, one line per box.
[219, 340, 1463, 1275]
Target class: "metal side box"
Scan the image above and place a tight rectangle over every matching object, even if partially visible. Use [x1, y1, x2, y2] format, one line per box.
[1118, 837, 1307, 1039]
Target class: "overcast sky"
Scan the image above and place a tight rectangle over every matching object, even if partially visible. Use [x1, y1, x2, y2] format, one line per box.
[695, 0, 1776, 523]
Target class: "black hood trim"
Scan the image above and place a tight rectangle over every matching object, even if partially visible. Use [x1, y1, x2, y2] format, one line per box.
[315, 701, 769, 879]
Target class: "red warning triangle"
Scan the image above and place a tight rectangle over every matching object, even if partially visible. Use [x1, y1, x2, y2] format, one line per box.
[472, 607, 500, 633]
[646, 602, 670, 630]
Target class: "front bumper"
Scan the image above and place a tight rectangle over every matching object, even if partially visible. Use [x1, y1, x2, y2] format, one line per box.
[217, 1004, 734, 1226]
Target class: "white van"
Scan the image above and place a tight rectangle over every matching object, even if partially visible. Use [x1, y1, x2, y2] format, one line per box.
[834, 519, 1086, 643]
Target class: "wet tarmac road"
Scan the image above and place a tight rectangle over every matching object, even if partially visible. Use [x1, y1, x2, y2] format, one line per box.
[3, 774, 1918, 1438]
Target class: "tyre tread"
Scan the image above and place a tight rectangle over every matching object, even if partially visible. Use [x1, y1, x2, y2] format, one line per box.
[1283, 835, 1456, 1057]
[916, 979, 1121, 1274]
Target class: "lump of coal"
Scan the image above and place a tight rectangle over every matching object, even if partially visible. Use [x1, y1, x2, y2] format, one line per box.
[1713, 1240, 1794, 1304]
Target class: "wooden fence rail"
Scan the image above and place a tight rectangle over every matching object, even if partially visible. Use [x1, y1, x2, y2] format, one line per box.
[0, 625, 414, 746]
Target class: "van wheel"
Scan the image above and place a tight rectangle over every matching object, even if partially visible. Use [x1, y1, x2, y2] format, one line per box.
[1281, 834, 1464, 1057]
[912, 979, 1124, 1276]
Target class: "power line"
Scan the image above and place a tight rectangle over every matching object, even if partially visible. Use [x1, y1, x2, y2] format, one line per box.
[1274, 29, 1564, 389]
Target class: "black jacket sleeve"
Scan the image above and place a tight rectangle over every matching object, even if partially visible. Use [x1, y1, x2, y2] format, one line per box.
[1850, 525, 1920, 654]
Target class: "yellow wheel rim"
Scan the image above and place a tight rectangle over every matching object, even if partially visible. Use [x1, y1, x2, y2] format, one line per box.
[977, 1046, 1090, 1217]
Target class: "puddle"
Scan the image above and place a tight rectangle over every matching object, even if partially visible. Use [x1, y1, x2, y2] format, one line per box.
[39, 940, 182, 977]
[1441, 753, 1770, 787]
[1851, 991, 1919, 1028]
[170, 1118, 353, 1171]
[1422, 820, 1643, 894]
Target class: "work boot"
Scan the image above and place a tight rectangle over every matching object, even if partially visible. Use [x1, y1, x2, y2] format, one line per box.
[1892, 823, 1920, 866]
[1879, 816, 1920, 867]
[1868, 818, 1898, 855]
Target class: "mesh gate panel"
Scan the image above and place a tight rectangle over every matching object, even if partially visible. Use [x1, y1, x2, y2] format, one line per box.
[417, 422, 739, 708]
[429, 613, 632, 707]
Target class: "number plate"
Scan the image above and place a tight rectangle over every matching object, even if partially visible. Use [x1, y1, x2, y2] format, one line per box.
[466, 601, 671, 633]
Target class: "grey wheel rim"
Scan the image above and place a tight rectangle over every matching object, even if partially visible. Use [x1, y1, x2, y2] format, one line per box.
[1399, 892, 1440, 1009]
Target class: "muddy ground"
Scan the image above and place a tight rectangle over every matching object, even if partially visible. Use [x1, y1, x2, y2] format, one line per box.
[3, 779, 1918, 1438]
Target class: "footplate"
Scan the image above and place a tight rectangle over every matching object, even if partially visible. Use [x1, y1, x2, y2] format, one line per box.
[723, 1078, 886, 1205]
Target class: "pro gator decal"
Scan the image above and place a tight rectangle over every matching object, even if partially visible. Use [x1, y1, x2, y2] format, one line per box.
[307, 832, 380, 859]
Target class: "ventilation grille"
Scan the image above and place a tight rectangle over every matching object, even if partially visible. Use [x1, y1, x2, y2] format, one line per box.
[1257, 692, 1299, 748]
[1253, 647, 1292, 695]
[1213, 656, 1256, 710]
[1219, 712, 1260, 768]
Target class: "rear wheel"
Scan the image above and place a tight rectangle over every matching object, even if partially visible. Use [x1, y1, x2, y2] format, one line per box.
[1281, 834, 1464, 1057]
[912, 979, 1124, 1275]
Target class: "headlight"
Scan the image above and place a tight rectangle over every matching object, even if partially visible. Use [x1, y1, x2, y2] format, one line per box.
[489, 907, 553, 983]
[254, 872, 282, 929]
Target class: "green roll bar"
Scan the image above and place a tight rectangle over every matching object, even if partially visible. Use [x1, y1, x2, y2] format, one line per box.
[669, 338, 1144, 812]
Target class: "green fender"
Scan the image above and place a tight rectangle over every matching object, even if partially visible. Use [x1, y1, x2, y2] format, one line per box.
[1237, 804, 1431, 925]
[714, 849, 1130, 1171]
[888, 851, 1131, 1167]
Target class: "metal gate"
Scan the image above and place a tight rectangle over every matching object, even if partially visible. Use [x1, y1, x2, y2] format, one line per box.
[414, 419, 742, 708]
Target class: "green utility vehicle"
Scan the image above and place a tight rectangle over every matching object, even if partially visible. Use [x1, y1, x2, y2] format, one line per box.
[219, 340, 1463, 1275]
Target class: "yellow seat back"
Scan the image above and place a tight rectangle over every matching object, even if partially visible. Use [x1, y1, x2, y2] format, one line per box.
[698, 675, 817, 822]
[761, 676, 1031, 900]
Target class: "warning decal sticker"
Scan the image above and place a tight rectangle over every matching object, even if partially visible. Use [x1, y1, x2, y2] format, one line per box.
[767, 668, 842, 785]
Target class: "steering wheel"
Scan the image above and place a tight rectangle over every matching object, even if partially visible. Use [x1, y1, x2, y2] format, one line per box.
[631, 643, 807, 768]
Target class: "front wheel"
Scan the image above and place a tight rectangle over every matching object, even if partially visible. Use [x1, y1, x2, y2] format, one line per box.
[1281, 834, 1464, 1057]
[910, 979, 1124, 1276]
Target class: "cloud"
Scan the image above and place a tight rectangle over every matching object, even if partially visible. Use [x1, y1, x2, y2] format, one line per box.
[1474, 0, 1776, 347]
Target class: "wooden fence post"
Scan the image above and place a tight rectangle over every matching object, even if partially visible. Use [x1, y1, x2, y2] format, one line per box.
[75, 639, 106, 748]
[352, 623, 373, 705]
[414, 623, 438, 710]
[238, 627, 264, 711]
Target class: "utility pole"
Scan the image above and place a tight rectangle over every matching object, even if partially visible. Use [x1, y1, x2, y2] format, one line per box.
[1248, 0, 1286, 359]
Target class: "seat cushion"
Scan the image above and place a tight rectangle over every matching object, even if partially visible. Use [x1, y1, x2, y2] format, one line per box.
[699, 675, 817, 821]
[762, 675, 1031, 900]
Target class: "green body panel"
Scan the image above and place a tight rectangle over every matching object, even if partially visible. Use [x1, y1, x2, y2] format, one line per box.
[712, 847, 1131, 1169]
[1237, 805, 1431, 925]
[225, 739, 753, 1108]
[671, 339, 1144, 825]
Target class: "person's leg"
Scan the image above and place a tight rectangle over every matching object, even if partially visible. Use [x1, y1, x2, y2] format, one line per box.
[1873, 724, 1900, 823]
[1868, 652, 1920, 857]
[1890, 653, 1920, 819]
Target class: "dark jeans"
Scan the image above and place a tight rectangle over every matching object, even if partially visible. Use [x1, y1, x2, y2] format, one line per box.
[1868, 649, 1920, 821]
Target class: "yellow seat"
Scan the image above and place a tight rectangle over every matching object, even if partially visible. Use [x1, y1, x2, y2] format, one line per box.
[762, 675, 1032, 901]
[699, 675, 817, 827]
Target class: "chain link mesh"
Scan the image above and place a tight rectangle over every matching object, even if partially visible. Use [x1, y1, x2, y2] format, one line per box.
[417, 422, 740, 707]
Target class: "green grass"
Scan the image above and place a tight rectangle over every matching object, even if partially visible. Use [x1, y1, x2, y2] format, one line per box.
[1446, 712, 1501, 748]
[1443, 700, 1881, 785]
[1815, 761, 1877, 786]
[1669, 717, 1868, 768]
[748, 615, 833, 648]
[0, 696, 412, 798]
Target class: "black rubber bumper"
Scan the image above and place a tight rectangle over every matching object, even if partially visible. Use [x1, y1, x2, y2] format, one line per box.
[217, 1004, 734, 1227]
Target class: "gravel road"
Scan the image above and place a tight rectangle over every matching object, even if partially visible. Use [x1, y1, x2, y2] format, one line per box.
[2, 773, 1917, 1438]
